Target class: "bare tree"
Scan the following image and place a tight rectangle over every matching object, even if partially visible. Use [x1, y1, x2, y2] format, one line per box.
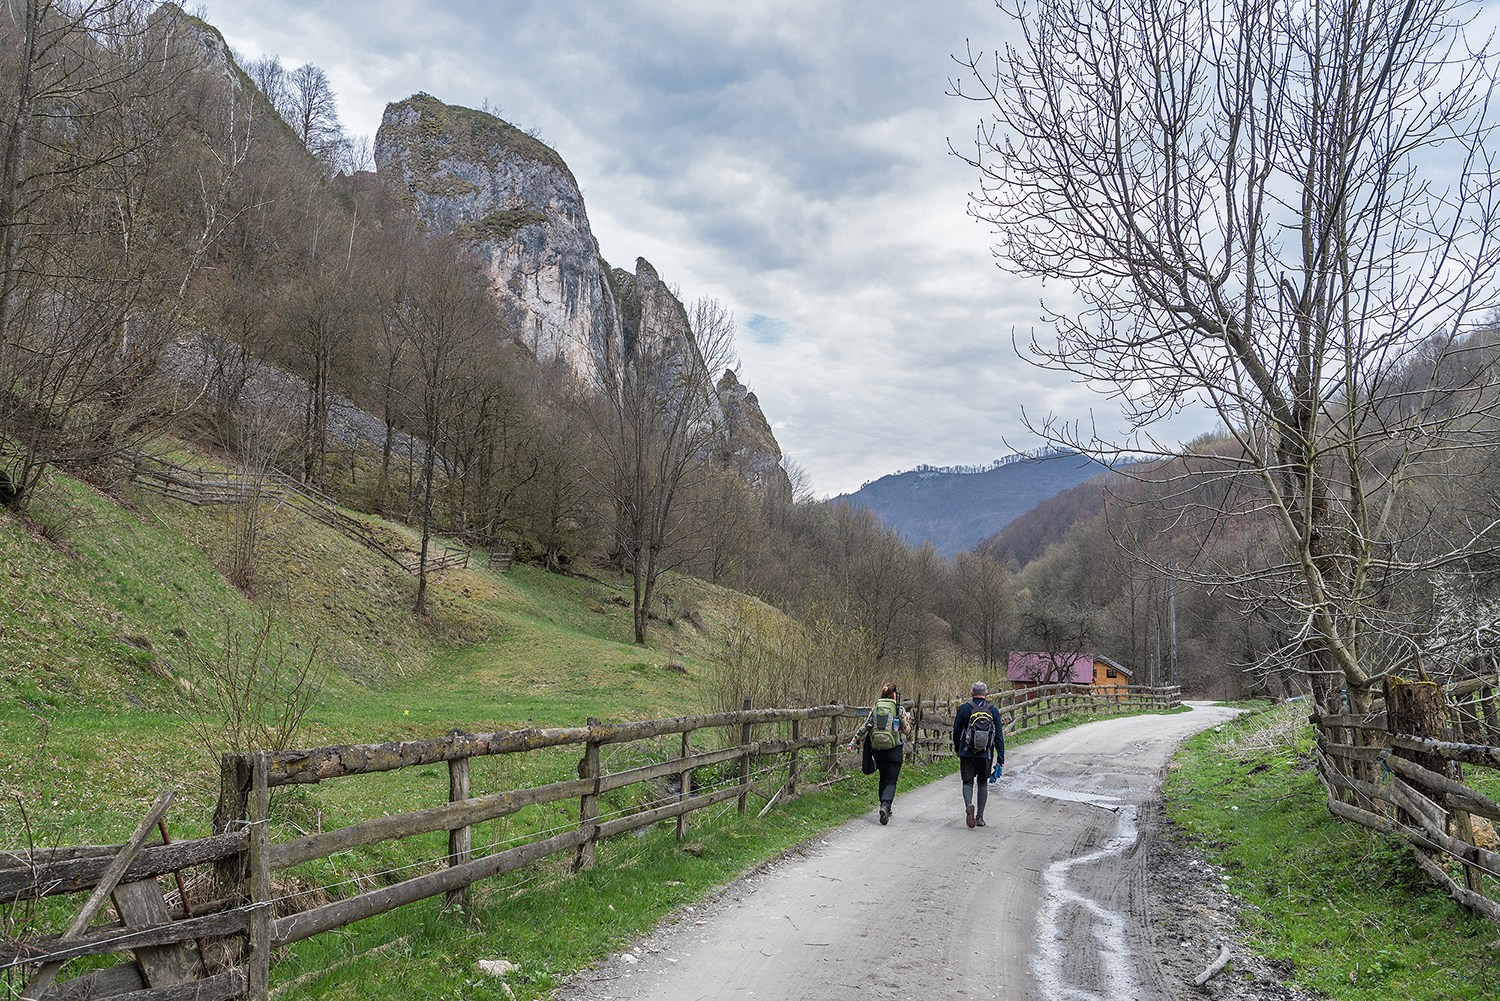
[954, 0, 1500, 716]
[951, 549, 1015, 669]
[584, 280, 736, 644]
[395, 244, 499, 616]
[286, 62, 344, 166]
[0, 1, 227, 506]
[244, 53, 287, 119]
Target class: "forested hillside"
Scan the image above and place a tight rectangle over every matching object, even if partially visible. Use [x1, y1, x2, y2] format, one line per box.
[831, 451, 1110, 556]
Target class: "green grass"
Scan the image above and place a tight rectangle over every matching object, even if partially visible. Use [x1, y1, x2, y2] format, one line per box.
[1165, 701, 1500, 999]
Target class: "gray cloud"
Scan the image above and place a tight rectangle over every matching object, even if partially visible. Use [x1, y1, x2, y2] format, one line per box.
[195, 0, 1188, 496]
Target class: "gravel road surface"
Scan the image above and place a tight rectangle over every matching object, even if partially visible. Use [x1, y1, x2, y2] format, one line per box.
[552, 701, 1279, 1001]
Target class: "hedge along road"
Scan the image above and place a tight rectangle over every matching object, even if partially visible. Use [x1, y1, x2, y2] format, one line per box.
[554, 700, 1247, 1001]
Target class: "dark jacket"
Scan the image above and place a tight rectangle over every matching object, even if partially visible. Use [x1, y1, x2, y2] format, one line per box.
[953, 697, 1004, 763]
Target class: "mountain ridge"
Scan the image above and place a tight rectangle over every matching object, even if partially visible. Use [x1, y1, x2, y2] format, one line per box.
[833, 452, 1114, 556]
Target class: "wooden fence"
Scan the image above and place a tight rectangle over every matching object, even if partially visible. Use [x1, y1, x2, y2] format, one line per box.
[125, 455, 470, 576]
[1313, 675, 1500, 924]
[905, 682, 1182, 755]
[1, 686, 1181, 1000]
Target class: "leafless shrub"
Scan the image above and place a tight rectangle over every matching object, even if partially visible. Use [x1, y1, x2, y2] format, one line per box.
[178, 607, 324, 758]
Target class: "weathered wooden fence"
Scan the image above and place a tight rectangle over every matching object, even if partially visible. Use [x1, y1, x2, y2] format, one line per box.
[905, 683, 1182, 756]
[1312, 675, 1500, 924]
[125, 455, 470, 576]
[1, 702, 873, 1000]
[2, 684, 1186, 999]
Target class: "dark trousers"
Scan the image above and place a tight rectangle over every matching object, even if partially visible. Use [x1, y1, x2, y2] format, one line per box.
[873, 745, 903, 806]
[960, 755, 990, 816]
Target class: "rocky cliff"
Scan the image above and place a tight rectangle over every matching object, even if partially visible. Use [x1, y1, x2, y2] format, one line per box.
[718, 369, 790, 500]
[374, 94, 787, 496]
[374, 94, 622, 376]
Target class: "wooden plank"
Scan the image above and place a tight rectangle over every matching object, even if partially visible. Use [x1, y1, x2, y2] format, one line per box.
[1409, 849, 1500, 923]
[39, 961, 145, 1001]
[1387, 783, 1500, 880]
[1379, 749, 1500, 825]
[1, 846, 116, 867]
[676, 730, 691, 841]
[1311, 712, 1387, 731]
[257, 706, 852, 786]
[596, 786, 742, 839]
[272, 829, 588, 947]
[1313, 748, 1388, 808]
[6, 910, 249, 968]
[87, 969, 248, 1001]
[1387, 776, 1449, 834]
[2, 833, 247, 903]
[19, 792, 177, 1001]
[446, 758, 470, 910]
[111, 881, 190, 987]
[1315, 737, 1387, 764]
[1387, 734, 1500, 768]
[267, 777, 594, 870]
[574, 722, 602, 872]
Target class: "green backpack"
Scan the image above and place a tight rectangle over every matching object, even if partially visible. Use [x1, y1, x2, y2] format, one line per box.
[870, 697, 901, 750]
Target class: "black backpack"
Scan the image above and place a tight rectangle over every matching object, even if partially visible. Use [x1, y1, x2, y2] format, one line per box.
[964, 704, 996, 753]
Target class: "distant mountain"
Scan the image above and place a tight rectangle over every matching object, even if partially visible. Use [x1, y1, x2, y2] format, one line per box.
[831, 452, 1113, 557]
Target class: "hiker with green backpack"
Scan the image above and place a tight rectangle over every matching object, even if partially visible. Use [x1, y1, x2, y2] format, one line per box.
[953, 680, 1004, 828]
[847, 682, 912, 825]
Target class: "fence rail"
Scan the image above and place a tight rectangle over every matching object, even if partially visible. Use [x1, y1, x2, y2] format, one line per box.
[3, 688, 1181, 1000]
[1312, 675, 1500, 925]
[125, 455, 470, 576]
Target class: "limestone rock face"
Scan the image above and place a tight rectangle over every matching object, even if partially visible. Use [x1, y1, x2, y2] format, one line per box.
[374, 94, 622, 375]
[374, 94, 789, 499]
[717, 369, 791, 501]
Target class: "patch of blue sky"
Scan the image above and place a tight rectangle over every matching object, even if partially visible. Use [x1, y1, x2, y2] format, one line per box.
[745, 314, 790, 346]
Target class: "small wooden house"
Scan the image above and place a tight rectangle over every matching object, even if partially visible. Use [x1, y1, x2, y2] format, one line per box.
[1008, 651, 1133, 698]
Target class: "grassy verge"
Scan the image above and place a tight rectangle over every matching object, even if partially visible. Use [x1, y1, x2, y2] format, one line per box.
[1165, 701, 1500, 1000]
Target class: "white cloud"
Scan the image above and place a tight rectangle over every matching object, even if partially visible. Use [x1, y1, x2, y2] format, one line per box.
[193, 0, 1194, 496]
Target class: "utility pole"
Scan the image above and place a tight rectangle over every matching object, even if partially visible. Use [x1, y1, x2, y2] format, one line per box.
[1168, 572, 1178, 687]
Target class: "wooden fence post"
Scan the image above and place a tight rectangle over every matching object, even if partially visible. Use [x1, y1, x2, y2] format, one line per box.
[826, 712, 840, 776]
[789, 718, 800, 798]
[912, 693, 923, 763]
[1387, 678, 1485, 902]
[446, 754, 471, 908]
[738, 698, 752, 815]
[1485, 681, 1499, 745]
[213, 752, 253, 899]
[677, 729, 692, 840]
[574, 718, 602, 872]
[249, 752, 271, 1001]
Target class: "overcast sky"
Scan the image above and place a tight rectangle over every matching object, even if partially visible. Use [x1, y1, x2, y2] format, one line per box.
[192, 0, 1193, 497]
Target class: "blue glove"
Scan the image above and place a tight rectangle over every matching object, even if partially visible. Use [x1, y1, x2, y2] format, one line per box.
[990, 761, 1003, 783]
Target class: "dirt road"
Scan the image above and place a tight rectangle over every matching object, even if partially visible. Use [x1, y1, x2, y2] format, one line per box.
[555, 701, 1246, 1001]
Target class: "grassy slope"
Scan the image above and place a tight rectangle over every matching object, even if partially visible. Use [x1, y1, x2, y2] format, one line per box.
[1166, 702, 1500, 1000]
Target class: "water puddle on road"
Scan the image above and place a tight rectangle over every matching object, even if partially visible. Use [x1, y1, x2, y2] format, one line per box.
[1030, 800, 1142, 1001]
[1026, 787, 1123, 809]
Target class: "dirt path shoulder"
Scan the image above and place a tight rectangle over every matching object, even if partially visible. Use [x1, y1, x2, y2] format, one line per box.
[552, 702, 1308, 1001]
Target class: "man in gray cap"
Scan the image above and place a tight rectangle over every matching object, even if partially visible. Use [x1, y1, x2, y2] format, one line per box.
[952, 681, 1003, 827]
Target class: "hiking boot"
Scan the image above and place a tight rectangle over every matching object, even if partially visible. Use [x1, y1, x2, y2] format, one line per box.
[966, 803, 976, 828]
[879, 806, 889, 825]
[975, 815, 986, 827]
